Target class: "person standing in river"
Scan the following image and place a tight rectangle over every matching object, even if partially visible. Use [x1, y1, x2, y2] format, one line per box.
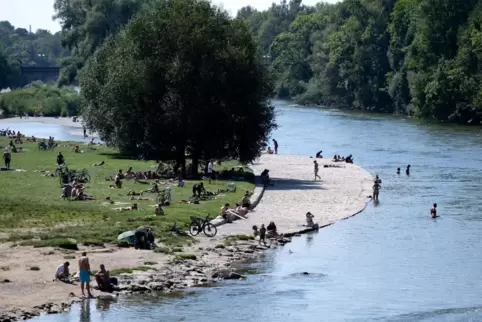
[372, 181, 381, 200]
[397, 168, 400, 175]
[272, 139, 278, 154]
[313, 160, 321, 180]
[406, 165, 411, 175]
[430, 203, 437, 218]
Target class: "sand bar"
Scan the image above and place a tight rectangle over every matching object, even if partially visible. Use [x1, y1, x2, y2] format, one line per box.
[220, 154, 373, 236]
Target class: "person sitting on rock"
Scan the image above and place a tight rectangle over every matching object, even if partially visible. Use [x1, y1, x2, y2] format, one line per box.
[236, 204, 249, 218]
[305, 212, 315, 227]
[240, 191, 252, 208]
[55, 262, 70, 282]
[267, 147, 274, 154]
[192, 182, 205, 197]
[260, 169, 270, 187]
[252, 225, 259, 237]
[267, 221, 278, 238]
[95, 264, 118, 292]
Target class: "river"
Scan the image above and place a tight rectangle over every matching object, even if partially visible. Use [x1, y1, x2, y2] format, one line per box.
[26, 100, 482, 321]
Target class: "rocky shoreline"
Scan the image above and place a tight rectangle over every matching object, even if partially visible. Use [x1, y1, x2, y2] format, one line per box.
[0, 237, 284, 322]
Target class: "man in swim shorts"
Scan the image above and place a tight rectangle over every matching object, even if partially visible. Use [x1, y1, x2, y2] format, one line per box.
[78, 252, 93, 297]
[430, 203, 437, 218]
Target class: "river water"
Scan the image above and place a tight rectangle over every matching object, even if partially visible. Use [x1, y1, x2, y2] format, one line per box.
[27, 100, 482, 321]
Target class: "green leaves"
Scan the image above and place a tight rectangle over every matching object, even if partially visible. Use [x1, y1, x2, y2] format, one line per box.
[80, 0, 276, 168]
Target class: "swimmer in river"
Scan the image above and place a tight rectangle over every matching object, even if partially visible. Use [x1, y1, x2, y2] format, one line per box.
[397, 168, 400, 175]
[372, 181, 381, 201]
[374, 175, 382, 184]
[315, 150, 323, 158]
[430, 203, 438, 218]
[406, 165, 411, 175]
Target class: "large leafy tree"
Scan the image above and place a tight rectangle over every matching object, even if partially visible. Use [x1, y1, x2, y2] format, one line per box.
[80, 0, 276, 174]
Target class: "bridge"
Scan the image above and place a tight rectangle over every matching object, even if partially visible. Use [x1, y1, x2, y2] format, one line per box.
[20, 66, 60, 85]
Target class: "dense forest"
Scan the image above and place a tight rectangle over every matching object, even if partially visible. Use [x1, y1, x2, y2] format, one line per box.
[1, 0, 481, 124]
[238, 0, 482, 123]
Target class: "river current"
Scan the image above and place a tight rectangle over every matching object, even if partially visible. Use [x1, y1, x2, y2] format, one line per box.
[26, 100, 482, 321]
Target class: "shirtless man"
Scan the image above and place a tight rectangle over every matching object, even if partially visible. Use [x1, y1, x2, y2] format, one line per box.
[313, 160, 321, 180]
[430, 203, 437, 218]
[272, 139, 279, 154]
[78, 252, 93, 297]
[95, 264, 112, 292]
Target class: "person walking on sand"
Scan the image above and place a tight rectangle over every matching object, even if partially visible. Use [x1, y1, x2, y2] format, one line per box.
[78, 252, 93, 297]
[272, 139, 278, 154]
[430, 203, 438, 218]
[313, 160, 321, 180]
[3, 149, 11, 169]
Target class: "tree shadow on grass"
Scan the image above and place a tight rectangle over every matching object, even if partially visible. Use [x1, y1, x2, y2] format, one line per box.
[97, 152, 138, 160]
[262, 177, 326, 191]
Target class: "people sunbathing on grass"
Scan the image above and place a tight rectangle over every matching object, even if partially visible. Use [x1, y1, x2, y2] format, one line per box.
[72, 145, 80, 153]
[155, 203, 164, 216]
[115, 203, 138, 211]
[192, 182, 205, 197]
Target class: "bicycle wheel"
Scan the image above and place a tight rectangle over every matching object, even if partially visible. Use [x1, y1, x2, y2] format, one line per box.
[82, 172, 91, 182]
[188, 223, 201, 236]
[203, 222, 217, 237]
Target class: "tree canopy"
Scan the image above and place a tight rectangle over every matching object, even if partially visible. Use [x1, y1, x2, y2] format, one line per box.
[239, 0, 482, 124]
[53, 0, 149, 85]
[80, 0, 276, 172]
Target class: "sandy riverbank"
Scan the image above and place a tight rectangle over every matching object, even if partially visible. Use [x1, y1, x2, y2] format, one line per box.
[0, 117, 83, 128]
[0, 116, 89, 139]
[0, 154, 373, 321]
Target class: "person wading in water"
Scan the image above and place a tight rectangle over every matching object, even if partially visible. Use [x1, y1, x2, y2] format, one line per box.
[430, 203, 438, 218]
[272, 139, 279, 154]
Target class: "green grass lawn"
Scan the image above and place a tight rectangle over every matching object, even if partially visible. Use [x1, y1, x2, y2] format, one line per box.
[0, 137, 254, 247]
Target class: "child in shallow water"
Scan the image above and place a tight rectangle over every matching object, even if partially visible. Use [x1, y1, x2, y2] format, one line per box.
[259, 224, 267, 245]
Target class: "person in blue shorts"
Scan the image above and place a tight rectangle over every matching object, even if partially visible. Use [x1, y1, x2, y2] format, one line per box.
[78, 252, 93, 297]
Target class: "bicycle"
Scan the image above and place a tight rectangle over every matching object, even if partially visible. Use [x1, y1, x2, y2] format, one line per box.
[188, 215, 217, 237]
[76, 168, 91, 183]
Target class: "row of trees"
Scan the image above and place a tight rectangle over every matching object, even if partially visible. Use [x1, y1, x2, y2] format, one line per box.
[239, 0, 482, 124]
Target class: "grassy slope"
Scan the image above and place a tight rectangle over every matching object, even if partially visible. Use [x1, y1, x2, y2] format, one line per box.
[0, 137, 254, 247]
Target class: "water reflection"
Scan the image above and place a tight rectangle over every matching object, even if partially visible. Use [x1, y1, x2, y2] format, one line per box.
[79, 300, 91, 322]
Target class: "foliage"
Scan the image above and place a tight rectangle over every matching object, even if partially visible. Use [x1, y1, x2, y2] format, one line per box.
[53, 0, 149, 85]
[0, 137, 254, 247]
[0, 20, 70, 67]
[0, 83, 84, 117]
[80, 0, 276, 174]
[240, 0, 482, 124]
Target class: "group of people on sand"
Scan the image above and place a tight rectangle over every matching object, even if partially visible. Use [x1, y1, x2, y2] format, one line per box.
[253, 221, 281, 245]
[266, 139, 279, 155]
[55, 252, 118, 296]
[333, 154, 353, 163]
